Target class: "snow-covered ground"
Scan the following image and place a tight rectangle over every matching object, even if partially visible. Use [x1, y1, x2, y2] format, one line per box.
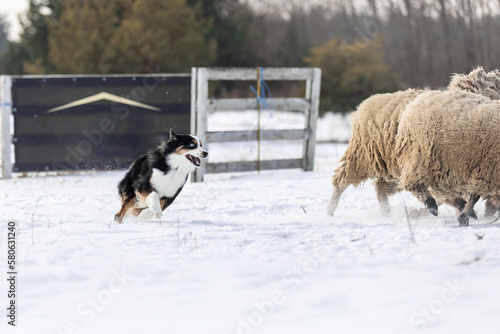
[1, 111, 500, 334]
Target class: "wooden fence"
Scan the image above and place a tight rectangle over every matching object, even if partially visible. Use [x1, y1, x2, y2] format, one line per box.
[190, 67, 321, 182]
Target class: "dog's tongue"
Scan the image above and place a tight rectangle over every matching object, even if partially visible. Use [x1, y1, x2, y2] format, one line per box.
[187, 154, 201, 166]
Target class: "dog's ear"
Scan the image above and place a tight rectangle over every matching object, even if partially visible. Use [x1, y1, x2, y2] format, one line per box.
[169, 128, 178, 141]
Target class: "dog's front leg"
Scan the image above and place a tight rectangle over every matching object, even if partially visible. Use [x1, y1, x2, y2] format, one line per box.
[145, 191, 163, 219]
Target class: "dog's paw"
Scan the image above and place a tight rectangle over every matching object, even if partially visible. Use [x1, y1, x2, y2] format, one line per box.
[146, 192, 163, 219]
[151, 205, 162, 219]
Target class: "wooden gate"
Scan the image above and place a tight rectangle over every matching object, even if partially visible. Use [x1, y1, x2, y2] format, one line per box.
[190, 67, 321, 182]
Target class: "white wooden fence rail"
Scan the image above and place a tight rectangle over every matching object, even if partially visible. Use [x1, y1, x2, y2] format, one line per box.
[0, 76, 12, 179]
[190, 67, 321, 182]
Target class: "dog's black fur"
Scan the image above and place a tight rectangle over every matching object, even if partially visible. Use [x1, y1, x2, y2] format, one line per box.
[115, 129, 207, 223]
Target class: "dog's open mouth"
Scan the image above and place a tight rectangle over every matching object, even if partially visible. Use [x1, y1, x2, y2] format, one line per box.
[186, 154, 202, 167]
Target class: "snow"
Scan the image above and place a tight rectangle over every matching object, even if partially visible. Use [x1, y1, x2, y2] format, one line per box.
[2, 110, 500, 334]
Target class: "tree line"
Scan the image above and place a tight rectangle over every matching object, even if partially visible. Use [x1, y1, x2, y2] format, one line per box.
[0, 0, 499, 113]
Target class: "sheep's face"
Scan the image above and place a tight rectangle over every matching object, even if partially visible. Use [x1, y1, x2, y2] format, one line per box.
[448, 68, 500, 100]
[473, 68, 500, 99]
[478, 75, 500, 100]
[478, 81, 500, 100]
[486, 70, 500, 92]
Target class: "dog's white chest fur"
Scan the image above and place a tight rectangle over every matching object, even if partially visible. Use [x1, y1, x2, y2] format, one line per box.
[151, 168, 188, 198]
[150, 155, 194, 198]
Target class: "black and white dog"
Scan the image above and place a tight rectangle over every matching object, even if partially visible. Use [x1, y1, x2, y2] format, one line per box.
[114, 129, 208, 223]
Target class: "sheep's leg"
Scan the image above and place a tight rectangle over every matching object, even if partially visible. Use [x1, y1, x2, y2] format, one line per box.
[486, 196, 500, 217]
[452, 198, 466, 217]
[328, 158, 365, 216]
[375, 179, 399, 217]
[457, 194, 480, 227]
[450, 198, 477, 220]
[409, 185, 438, 216]
[484, 199, 497, 217]
[327, 185, 347, 216]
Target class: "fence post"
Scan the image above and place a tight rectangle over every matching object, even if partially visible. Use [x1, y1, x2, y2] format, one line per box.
[194, 68, 208, 182]
[190, 68, 198, 182]
[0, 75, 12, 179]
[304, 68, 321, 172]
[190, 68, 197, 139]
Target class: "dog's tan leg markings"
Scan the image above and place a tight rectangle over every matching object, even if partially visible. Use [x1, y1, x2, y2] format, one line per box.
[160, 198, 167, 210]
[114, 197, 135, 223]
[134, 190, 150, 206]
[129, 190, 149, 217]
[133, 190, 162, 219]
[115, 191, 158, 223]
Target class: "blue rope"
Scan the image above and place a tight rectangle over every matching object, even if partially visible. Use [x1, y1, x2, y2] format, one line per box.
[250, 67, 273, 115]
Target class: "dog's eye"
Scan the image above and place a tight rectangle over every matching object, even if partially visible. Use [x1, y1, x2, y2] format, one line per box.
[189, 143, 196, 148]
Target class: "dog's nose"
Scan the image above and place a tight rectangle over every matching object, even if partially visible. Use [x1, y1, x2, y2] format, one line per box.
[201, 151, 208, 158]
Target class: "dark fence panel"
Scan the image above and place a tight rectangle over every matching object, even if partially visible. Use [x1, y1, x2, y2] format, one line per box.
[11, 75, 191, 172]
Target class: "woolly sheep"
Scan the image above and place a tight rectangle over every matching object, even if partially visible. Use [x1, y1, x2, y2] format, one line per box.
[484, 69, 500, 216]
[327, 67, 499, 217]
[327, 88, 422, 216]
[447, 68, 500, 217]
[488, 69, 500, 91]
[395, 90, 500, 226]
[448, 67, 500, 99]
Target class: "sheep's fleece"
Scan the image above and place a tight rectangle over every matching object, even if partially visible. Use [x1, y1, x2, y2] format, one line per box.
[327, 67, 500, 217]
[395, 90, 500, 212]
[332, 88, 422, 188]
[327, 89, 423, 215]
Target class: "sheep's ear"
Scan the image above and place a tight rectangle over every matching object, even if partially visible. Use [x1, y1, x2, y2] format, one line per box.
[169, 128, 178, 141]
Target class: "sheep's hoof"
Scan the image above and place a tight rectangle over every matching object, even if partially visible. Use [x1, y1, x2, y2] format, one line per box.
[425, 198, 438, 216]
[458, 214, 469, 227]
[470, 210, 478, 220]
